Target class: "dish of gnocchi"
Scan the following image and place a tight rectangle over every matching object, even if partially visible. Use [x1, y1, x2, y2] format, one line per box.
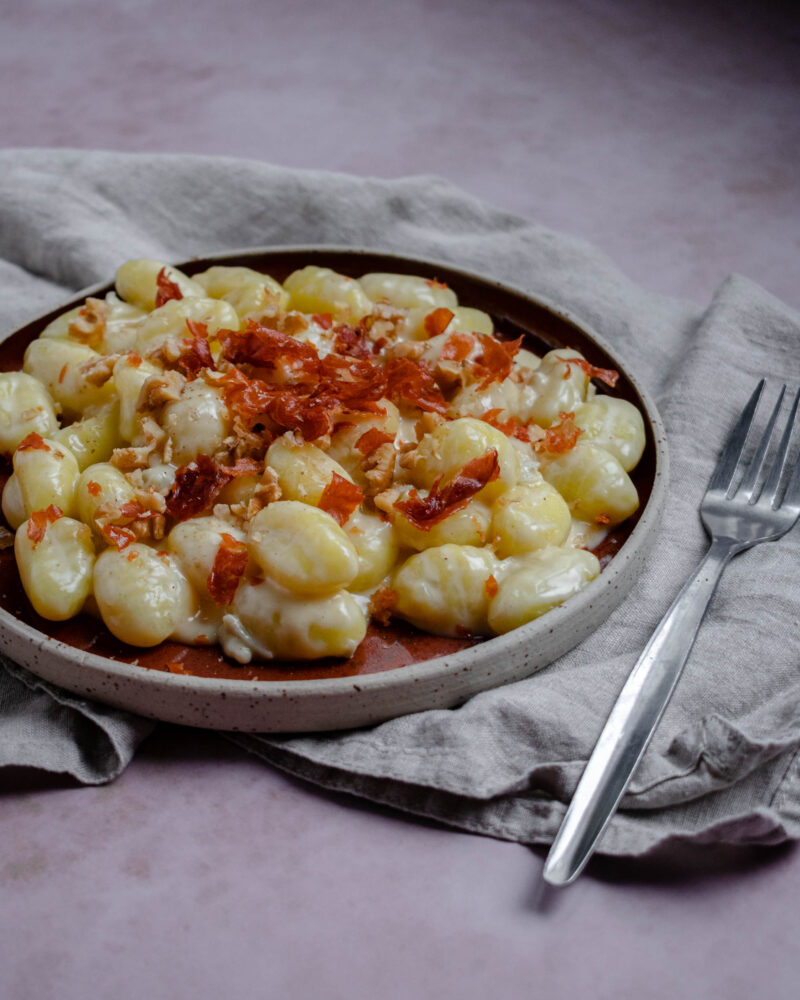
[0, 255, 649, 673]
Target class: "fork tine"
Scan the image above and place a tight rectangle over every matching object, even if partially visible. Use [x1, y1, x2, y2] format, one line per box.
[707, 379, 765, 494]
[763, 386, 800, 508]
[739, 384, 786, 502]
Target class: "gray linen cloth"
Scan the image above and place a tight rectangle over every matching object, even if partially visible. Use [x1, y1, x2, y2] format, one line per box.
[1, 149, 798, 856]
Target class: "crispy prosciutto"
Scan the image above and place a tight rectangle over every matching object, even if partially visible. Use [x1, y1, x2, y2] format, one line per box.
[393, 450, 500, 530]
[26, 505, 63, 545]
[318, 473, 364, 526]
[333, 323, 376, 360]
[355, 427, 395, 455]
[439, 332, 475, 362]
[219, 321, 319, 385]
[472, 334, 522, 390]
[556, 355, 619, 388]
[218, 329, 389, 441]
[155, 268, 184, 308]
[480, 408, 532, 443]
[207, 533, 248, 606]
[102, 524, 136, 550]
[177, 320, 216, 378]
[384, 357, 447, 414]
[165, 455, 261, 522]
[535, 412, 582, 454]
[424, 308, 455, 339]
[218, 368, 275, 420]
[17, 432, 50, 452]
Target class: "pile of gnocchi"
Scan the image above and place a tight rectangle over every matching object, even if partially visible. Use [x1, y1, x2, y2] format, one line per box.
[0, 259, 646, 664]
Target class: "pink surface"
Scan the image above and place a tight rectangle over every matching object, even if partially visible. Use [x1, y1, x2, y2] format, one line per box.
[2, 1, 799, 997]
[3, 0, 799, 310]
[1, 727, 798, 998]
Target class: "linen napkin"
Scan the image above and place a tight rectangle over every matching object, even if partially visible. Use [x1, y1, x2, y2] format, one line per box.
[1, 149, 798, 856]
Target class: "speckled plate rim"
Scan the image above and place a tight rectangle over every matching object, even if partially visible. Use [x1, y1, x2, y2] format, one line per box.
[0, 246, 669, 732]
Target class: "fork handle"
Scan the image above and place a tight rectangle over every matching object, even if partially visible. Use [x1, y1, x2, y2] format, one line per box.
[542, 535, 739, 886]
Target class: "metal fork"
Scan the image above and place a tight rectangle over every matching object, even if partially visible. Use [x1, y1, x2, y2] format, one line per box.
[543, 380, 800, 886]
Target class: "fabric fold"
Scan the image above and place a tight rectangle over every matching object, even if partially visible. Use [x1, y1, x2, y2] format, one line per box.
[0, 657, 154, 784]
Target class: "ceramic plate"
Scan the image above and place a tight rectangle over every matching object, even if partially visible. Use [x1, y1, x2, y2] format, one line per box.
[0, 247, 668, 731]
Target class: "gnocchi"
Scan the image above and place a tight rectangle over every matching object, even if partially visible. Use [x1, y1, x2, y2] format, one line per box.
[2, 257, 647, 664]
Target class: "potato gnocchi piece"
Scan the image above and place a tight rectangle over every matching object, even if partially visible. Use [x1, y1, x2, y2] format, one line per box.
[113, 354, 161, 443]
[540, 442, 639, 526]
[449, 377, 531, 423]
[223, 282, 283, 323]
[393, 544, 499, 637]
[284, 266, 373, 322]
[358, 273, 460, 341]
[76, 463, 138, 533]
[266, 436, 355, 506]
[488, 547, 600, 633]
[401, 303, 492, 341]
[193, 265, 289, 316]
[223, 579, 367, 662]
[248, 501, 359, 596]
[1, 475, 26, 530]
[15, 514, 95, 621]
[326, 402, 400, 486]
[134, 297, 239, 352]
[167, 516, 247, 600]
[406, 417, 520, 503]
[449, 306, 494, 336]
[491, 482, 572, 557]
[13, 437, 80, 519]
[0, 372, 58, 452]
[521, 349, 590, 428]
[410, 307, 493, 342]
[140, 462, 177, 494]
[98, 295, 151, 354]
[216, 473, 260, 508]
[93, 544, 194, 646]
[383, 491, 492, 552]
[515, 347, 541, 373]
[23, 340, 115, 421]
[358, 272, 458, 312]
[115, 258, 206, 311]
[573, 395, 645, 472]
[162, 381, 231, 466]
[52, 402, 122, 470]
[39, 295, 147, 354]
[345, 509, 399, 592]
[38, 305, 84, 341]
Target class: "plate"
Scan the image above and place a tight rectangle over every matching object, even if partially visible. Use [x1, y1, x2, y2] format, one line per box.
[0, 247, 668, 731]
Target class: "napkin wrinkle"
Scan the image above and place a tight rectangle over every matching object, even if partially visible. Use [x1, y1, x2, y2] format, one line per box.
[1, 148, 799, 858]
[627, 701, 800, 808]
[227, 736, 800, 856]
[0, 658, 154, 784]
[236, 681, 800, 812]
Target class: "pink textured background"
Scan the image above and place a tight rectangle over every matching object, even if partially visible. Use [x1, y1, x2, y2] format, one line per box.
[1, 1, 799, 997]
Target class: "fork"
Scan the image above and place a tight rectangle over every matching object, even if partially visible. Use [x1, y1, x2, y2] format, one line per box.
[543, 380, 800, 886]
